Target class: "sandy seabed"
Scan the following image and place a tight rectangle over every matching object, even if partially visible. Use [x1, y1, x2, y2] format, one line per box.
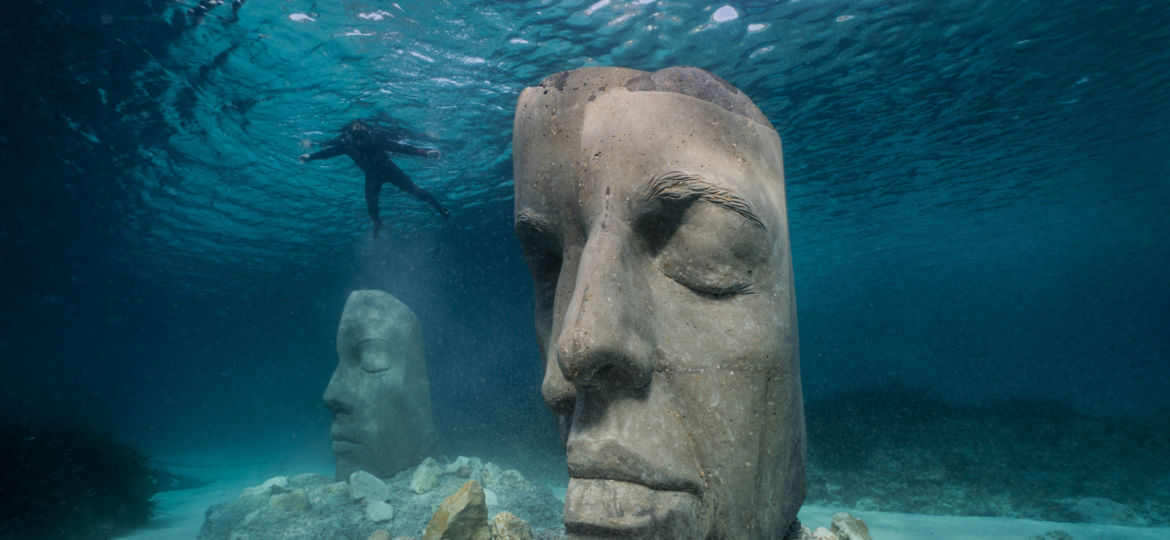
[119, 455, 1170, 540]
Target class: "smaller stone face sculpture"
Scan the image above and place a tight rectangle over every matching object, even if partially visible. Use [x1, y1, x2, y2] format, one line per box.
[324, 290, 438, 480]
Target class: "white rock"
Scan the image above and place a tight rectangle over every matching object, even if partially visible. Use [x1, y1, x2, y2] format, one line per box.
[481, 462, 504, 487]
[831, 512, 872, 540]
[322, 481, 349, 497]
[410, 457, 443, 494]
[349, 470, 390, 502]
[811, 526, 839, 540]
[241, 476, 289, 498]
[484, 487, 498, 507]
[365, 499, 395, 522]
[243, 508, 262, 526]
[447, 456, 470, 468]
[445, 456, 473, 477]
[269, 489, 311, 512]
[499, 469, 528, 489]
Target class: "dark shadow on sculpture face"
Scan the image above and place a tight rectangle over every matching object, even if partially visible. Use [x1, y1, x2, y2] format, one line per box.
[323, 290, 438, 480]
[513, 66, 805, 539]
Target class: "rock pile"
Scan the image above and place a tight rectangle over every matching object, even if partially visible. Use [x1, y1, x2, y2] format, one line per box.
[198, 456, 562, 540]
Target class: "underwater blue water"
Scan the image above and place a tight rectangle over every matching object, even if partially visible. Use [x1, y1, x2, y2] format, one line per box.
[2, 0, 1168, 507]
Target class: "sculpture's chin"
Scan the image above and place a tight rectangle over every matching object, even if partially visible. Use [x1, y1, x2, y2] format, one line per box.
[331, 442, 368, 479]
[563, 478, 706, 539]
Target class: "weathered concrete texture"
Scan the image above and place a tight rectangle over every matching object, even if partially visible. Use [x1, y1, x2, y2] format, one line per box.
[324, 290, 439, 480]
[513, 66, 804, 539]
[421, 480, 491, 540]
[198, 458, 563, 540]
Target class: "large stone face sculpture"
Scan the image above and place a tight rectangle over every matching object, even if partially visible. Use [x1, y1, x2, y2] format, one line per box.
[323, 290, 439, 480]
[512, 66, 805, 539]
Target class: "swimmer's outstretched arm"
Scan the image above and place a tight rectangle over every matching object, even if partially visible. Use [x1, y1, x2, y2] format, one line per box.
[384, 140, 441, 160]
[299, 145, 346, 163]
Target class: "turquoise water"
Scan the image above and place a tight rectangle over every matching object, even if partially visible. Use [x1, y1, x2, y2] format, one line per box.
[3, 0, 1168, 534]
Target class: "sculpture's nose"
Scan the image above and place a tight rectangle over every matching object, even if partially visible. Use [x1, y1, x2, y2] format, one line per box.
[554, 236, 654, 389]
[322, 371, 351, 415]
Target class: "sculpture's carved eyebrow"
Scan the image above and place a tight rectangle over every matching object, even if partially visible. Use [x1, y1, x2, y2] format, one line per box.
[643, 171, 766, 230]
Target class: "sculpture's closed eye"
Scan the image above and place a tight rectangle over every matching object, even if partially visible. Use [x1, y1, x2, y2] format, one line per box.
[635, 193, 767, 300]
[351, 339, 395, 373]
[662, 258, 755, 299]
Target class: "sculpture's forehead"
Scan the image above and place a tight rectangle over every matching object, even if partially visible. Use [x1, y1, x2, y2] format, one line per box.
[337, 318, 409, 346]
[514, 89, 785, 229]
[580, 91, 781, 178]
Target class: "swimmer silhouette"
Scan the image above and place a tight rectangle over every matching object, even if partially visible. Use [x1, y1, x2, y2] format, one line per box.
[300, 119, 450, 238]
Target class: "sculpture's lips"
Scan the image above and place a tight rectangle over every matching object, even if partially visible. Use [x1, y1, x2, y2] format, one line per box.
[563, 478, 705, 537]
[329, 430, 364, 448]
[565, 438, 702, 495]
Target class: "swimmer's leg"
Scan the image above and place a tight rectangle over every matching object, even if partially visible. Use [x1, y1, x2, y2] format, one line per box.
[364, 177, 384, 238]
[387, 169, 451, 220]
